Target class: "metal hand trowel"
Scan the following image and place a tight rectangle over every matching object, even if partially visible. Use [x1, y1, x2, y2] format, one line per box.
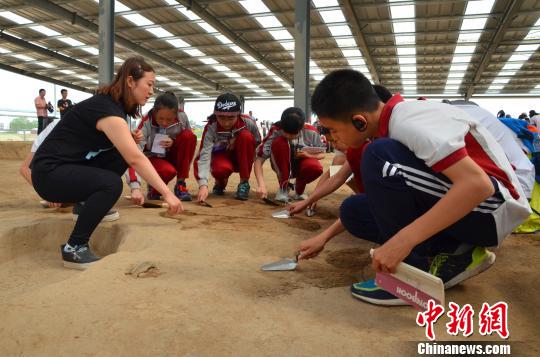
[271, 209, 290, 218]
[261, 252, 300, 271]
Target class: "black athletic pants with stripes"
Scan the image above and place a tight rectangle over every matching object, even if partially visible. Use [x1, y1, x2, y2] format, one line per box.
[339, 138, 503, 271]
[32, 149, 127, 247]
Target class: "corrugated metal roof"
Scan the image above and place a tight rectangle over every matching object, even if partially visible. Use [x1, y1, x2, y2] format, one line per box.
[0, 0, 538, 99]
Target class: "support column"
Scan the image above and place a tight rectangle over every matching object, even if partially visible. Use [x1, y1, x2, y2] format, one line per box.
[98, 0, 114, 86]
[294, 0, 310, 122]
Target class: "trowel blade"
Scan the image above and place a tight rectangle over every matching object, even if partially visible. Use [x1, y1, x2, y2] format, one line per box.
[260, 258, 298, 271]
[271, 210, 290, 219]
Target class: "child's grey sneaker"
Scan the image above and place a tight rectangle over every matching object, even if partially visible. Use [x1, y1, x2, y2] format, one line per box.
[429, 247, 496, 289]
[292, 192, 308, 201]
[275, 188, 290, 203]
[61, 244, 101, 270]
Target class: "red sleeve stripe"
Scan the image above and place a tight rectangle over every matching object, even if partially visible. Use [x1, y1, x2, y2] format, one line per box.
[138, 113, 149, 130]
[128, 167, 138, 182]
[431, 148, 468, 172]
[304, 123, 319, 133]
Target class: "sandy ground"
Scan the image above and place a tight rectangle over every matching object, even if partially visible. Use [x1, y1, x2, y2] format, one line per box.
[0, 143, 538, 356]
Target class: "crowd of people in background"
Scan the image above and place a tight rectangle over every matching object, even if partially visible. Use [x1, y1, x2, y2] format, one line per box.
[496, 108, 540, 125]
[33, 88, 74, 133]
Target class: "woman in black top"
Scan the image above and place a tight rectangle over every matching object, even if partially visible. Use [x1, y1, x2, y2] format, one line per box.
[31, 57, 183, 269]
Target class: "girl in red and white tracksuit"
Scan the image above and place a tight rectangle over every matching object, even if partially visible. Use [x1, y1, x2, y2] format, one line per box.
[126, 92, 197, 201]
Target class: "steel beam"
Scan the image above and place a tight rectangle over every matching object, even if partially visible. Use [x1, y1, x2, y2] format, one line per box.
[98, 0, 114, 86]
[0, 62, 93, 93]
[293, 0, 310, 120]
[176, 0, 291, 85]
[466, 0, 525, 99]
[22, 0, 223, 91]
[341, 0, 379, 83]
[0, 31, 97, 72]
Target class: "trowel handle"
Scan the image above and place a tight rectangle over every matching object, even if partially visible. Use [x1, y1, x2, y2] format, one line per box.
[294, 251, 300, 262]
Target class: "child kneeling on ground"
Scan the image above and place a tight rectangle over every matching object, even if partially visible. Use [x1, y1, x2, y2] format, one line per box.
[302, 69, 531, 306]
[127, 92, 197, 201]
[194, 93, 261, 201]
[254, 107, 325, 202]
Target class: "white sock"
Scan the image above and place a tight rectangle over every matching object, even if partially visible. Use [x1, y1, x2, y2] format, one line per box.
[64, 243, 76, 252]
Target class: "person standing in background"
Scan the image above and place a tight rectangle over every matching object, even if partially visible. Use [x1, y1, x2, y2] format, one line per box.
[35, 89, 53, 133]
[529, 110, 540, 128]
[57, 89, 74, 119]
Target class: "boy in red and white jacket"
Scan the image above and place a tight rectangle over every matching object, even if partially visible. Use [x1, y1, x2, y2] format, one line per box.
[194, 93, 261, 201]
[305, 69, 531, 306]
[254, 107, 324, 202]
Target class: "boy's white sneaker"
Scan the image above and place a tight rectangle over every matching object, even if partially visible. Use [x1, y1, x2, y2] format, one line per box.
[275, 188, 289, 203]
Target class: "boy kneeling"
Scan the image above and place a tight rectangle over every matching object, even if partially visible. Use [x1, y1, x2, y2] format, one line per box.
[303, 70, 530, 306]
[194, 93, 261, 201]
[254, 107, 324, 202]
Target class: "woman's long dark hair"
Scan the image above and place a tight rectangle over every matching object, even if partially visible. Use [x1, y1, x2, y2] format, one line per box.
[98, 56, 154, 117]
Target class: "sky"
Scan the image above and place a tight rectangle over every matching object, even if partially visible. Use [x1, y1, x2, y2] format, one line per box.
[1, 69, 538, 126]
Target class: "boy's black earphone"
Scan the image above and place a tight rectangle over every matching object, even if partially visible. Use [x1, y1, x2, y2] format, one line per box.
[351, 116, 367, 132]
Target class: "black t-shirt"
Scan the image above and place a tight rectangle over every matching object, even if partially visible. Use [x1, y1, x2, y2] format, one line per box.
[57, 98, 73, 118]
[32, 94, 126, 171]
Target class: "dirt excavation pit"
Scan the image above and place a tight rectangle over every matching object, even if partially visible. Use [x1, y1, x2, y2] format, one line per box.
[0, 220, 126, 262]
[0, 219, 126, 298]
[275, 217, 322, 231]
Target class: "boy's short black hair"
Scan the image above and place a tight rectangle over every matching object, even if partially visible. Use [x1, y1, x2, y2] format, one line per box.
[154, 92, 178, 112]
[372, 84, 392, 103]
[39, 88, 45, 93]
[280, 107, 305, 134]
[60, 88, 67, 94]
[311, 69, 381, 120]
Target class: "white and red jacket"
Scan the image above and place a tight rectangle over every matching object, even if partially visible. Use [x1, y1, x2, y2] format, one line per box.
[194, 114, 261, 187]
[257, 123, 324, 160]
[381, 94, 531, 244]
[124, 109, 191, 189]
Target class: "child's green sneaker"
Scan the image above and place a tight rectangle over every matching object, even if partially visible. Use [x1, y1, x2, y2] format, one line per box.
[429, 247, 496, 289]
[235, 181, 250, 201]
[350, 279, 407, 306]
